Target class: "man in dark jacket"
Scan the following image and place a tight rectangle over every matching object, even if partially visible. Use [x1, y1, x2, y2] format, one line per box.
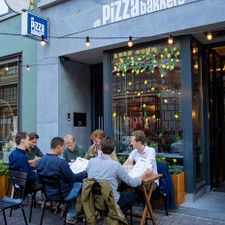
[36, 136, 86, 225]
[9, 132, 37, 181]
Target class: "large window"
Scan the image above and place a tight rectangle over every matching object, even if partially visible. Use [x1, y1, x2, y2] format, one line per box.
[112, 42, 183, 155]
[0, 56, 20, 159]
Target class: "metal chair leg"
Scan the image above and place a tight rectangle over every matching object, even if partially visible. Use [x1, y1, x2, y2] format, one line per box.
[3, 210, 8, 225]
[40, 200, 47, 225]
[21, 207, 28, 225]
[9, 208, 13, 217]
[162, 195, 169, 216]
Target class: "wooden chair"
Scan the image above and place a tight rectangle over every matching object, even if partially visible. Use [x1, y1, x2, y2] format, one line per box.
[0, 170, 28, 225]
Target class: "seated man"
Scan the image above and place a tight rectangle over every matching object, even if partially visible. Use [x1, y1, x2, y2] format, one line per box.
[87, 136, 151, 213]
[26, 132, 44, 168]
[9, 132, 37, 182]
[123, 130, 158, 186]
[85, 129, 117, 161]
[36, 137, 86, 225]
[63, 134, 86, 162]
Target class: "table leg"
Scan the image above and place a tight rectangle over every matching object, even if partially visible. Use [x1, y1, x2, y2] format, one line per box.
[141, 183, 156, 225]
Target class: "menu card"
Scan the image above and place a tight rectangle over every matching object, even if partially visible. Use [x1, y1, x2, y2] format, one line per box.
[128, 158, 150, 178]
[70, 157, 89, 173]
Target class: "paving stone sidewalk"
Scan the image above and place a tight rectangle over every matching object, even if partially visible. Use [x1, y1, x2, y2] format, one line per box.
[1, 206, 225, 225]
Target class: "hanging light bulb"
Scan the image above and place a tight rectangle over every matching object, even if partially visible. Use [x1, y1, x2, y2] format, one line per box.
[168, 35, 173, 45]
[26, 65, 30, 71]
[207, 31, 213, 41]
[40, 35, 46, 46]
[85, 36, 90, 48]
[128, 36, 133, 47]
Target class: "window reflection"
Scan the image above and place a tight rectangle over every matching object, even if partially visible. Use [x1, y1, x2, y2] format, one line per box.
[0, 57, 19, 160]
[112, 43, 183, 155]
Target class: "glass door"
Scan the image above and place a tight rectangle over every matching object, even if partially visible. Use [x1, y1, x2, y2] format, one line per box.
[208, 48, 225, 188]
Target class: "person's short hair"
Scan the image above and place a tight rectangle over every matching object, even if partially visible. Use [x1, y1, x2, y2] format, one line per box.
[100, 136, 114, 155]
[64, 134, 75, 143]
[29, 132, 39, 140]
[90, 129, 105, 140]
[15, 132, 28, 145]
[50, 137, 64, 149]
[131, 130, 146, 144]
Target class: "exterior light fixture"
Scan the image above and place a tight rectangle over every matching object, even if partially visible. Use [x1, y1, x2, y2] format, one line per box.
[40, 35, 46, 46]
[26, 65, 30, 71]
[128, 36, 133, 47]
[168, 35, 173, 45]
[85, 36, 90, 48]
[207, 31, 213, 41]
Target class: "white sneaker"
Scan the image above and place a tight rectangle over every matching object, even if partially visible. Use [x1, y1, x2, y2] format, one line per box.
[66, 216, 78, 224]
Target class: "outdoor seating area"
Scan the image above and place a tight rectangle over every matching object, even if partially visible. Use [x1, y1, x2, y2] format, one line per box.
[0, 177, 164, 225]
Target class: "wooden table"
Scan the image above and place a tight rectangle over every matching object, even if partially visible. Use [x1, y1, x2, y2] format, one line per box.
[136, 174, 162, 225]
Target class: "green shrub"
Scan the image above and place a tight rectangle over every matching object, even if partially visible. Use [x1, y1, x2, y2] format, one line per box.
[0, 160, 9, 176]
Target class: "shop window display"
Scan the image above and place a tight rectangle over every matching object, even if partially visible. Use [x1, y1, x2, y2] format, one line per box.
[112, 43, 183, 155]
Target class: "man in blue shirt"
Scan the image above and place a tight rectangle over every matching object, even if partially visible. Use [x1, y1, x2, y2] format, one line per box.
[9, 132, 37, 181]
[36, 136, 86, 225]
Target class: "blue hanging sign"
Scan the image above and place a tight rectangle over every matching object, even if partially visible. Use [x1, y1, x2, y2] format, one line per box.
[21, 11, 48, 41]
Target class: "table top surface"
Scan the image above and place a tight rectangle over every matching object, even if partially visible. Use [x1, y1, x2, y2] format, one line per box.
[142, 173, 162, 183]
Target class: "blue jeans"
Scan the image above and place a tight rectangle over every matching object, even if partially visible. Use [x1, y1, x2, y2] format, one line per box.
[64, 182, 82, 217]
[117, 191, 137, 214]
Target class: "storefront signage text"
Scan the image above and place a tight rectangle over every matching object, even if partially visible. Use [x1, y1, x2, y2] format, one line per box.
[93, 0, 186, 27]
[21, 12, 48, 41]
[0, 118, 11, 125]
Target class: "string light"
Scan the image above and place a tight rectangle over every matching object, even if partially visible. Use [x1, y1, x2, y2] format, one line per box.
[85, 36, 90, 48]
[128, 36, 133, 47]
[206, 31, 213, 40]
[168, 35, 173, 45]
[40, 35, 46, 46]
[26, 65, 30, 71]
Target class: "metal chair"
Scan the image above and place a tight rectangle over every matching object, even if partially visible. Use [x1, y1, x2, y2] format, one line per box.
[38, 174, 72, 225]
[151, 162, 175, 216]
[0, 170, 28, 225]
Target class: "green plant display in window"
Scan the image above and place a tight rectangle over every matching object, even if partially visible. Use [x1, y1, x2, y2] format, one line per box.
[112, 46, 180, 77]
[0, 160, 9, 176]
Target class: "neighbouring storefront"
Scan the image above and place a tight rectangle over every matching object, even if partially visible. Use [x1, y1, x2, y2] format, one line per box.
[0, 0, 38, 160]
[36, 0, 225, 198]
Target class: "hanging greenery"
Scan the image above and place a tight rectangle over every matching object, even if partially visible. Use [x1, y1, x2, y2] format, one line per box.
[112, 46, 180, 77]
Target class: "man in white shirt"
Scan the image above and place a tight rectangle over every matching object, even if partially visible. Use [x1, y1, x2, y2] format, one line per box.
[123, 130, 158, 184]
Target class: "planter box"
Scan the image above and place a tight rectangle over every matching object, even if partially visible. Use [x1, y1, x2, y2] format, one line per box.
[0, 175, 8, 199]
[171, 172, 185, 206]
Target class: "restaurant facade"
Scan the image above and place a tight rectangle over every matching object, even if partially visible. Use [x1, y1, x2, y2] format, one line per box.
[1, 0, 224, 199]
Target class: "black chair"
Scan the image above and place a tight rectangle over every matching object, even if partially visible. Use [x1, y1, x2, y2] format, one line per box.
[151, 162, 175, 216]
[27, 182, 43, 223]
[38, 175, 73, 225]
[0, 170, 28, 225]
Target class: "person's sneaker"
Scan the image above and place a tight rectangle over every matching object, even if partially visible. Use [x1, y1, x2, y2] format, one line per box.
[66, 215, 78, 224]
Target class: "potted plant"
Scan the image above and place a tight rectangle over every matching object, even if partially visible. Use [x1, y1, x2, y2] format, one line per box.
[0, 160, 9, 199]
[169, 159, 185, 206]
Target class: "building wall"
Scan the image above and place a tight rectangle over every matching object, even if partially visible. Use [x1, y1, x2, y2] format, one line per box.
[36, 56, 91, 152]
[37, 0, 225, 56]
[58, 61, 91, 151]
[0, 15, 37, 133]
